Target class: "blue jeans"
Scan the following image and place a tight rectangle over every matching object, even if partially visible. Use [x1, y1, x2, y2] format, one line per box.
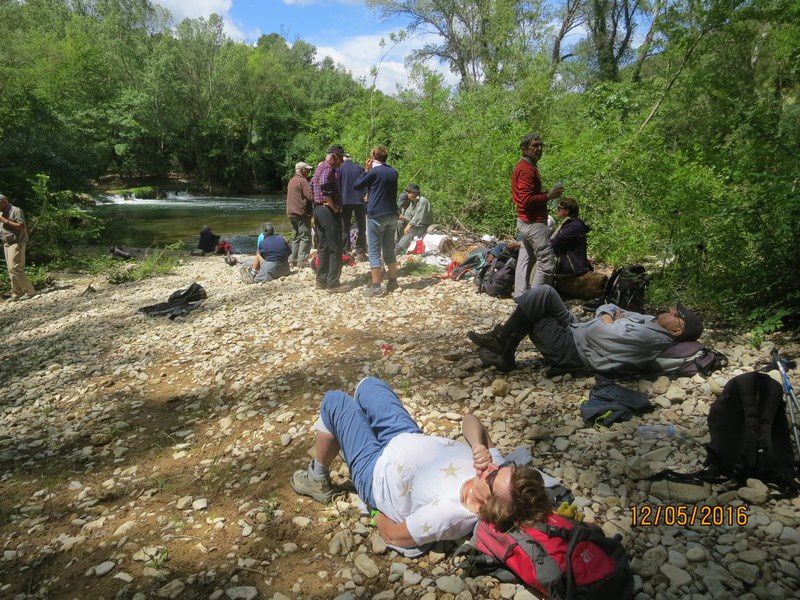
[320, 377, 422, 508]
[367, 214, 398, 269]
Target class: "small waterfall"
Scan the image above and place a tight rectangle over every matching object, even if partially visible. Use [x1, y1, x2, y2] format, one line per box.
[165, 191, 195, 200]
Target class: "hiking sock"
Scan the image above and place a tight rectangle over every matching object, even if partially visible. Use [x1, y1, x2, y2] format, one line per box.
[308, 459, 330, 481]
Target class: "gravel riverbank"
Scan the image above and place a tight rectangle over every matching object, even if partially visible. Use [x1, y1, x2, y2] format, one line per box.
[1, 255, 798, 599]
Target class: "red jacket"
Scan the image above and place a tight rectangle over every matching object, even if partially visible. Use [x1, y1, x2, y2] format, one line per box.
[511, 158, 548, 223]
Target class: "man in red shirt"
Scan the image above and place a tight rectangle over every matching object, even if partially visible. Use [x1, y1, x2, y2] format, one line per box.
[511, 134, 563, 298]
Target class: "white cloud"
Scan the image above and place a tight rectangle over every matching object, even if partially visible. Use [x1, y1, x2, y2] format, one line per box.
[154, 0, 259, 41]
[315, 31, 460, 94]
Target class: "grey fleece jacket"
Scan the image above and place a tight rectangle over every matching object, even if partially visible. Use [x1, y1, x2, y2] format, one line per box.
[570, 303, 676, 373]
[400, 196, 432, 227]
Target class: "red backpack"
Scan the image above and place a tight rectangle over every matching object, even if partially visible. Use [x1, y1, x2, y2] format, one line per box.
[466, 514, 633, 599]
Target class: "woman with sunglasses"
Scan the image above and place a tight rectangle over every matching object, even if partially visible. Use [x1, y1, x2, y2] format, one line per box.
[291, 377, 551, 551]
[550, 197, 592, 277]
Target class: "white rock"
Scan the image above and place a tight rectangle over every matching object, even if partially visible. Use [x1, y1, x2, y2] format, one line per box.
[659, 564, 691, 587]
[93, 561, 115, 576]
[113, 521, 135, 537]
[354, 553, 380, 578]
[436, 575, 466, 595]
[225, 586, 258, 600]
[192, 498, 208, 510]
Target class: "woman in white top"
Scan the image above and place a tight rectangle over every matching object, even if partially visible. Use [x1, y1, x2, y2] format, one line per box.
[291, 377, 550, 550]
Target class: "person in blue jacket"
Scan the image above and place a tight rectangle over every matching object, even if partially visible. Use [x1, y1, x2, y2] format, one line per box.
[240, 223, 291, 284]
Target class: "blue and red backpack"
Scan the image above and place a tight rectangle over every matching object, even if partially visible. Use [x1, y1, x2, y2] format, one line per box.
[464, 513, 633, 599]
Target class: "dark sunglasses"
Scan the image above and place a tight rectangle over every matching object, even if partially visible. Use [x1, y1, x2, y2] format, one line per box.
[486, 461, 514, 494]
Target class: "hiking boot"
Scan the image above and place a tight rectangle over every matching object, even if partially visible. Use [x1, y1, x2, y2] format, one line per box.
[386, 279, 399, 293]
[239, 265, 255, 284]
[298, 260, 311, 269]
[477, 348, 515, 372]
[291, 469, 334, 503]
[315, 280, 328, 290]
[363, 284, 385, 298]
[467, 325, 506, 356]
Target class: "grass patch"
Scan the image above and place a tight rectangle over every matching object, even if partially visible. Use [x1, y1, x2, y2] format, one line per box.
[401, 259, 442, 277]
[107, 243, 184, 284]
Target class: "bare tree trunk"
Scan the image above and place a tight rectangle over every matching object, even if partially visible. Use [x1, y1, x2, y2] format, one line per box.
[551, 0, 583, 66]
[631, 0, 664, 82]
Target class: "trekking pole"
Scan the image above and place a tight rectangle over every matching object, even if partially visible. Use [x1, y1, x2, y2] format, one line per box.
[771, 349, 800, 459]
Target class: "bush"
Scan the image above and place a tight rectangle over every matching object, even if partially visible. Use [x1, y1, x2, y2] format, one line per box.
[107, 243, 184, 284]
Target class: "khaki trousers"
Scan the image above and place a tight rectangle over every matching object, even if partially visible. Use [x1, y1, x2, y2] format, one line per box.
[3, 242, 35, 297]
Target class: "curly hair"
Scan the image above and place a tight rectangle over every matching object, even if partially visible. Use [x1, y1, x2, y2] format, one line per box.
[478, 465, 552, 532]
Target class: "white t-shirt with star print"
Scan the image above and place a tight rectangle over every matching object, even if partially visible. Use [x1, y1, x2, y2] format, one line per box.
[371, 433, 483, 546]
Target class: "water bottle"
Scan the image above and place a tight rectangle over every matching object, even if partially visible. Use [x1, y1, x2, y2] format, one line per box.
[636, 424, 688, 440]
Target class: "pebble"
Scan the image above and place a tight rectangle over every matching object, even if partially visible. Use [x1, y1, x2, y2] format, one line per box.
[92, 561, 115, 576]
[225, 587, 258, 600]
[157, 579, 185, 598]
[436, 575, 466, 595]
[353, 553, 380, 578]
[192, 498, 208, 510]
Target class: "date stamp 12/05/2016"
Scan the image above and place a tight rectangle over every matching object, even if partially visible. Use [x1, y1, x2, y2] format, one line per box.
[630, 504, 749, 527]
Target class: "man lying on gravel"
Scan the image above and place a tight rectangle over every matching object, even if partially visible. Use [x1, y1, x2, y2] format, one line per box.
[468, 285, 703, 373]
[291, 377, 551, 554]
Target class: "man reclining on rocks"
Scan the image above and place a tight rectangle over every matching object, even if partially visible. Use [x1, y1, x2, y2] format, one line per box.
[468, 285, 703, 373]
[291, 377, 551, 553]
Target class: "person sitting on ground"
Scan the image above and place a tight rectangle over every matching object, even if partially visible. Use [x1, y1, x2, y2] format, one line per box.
[395, 183, 432, 255]
[550, 197, 592, 277]
[467, 285, 703, 373]
[291, 377, 551, 551]
[198, 225, 220, 254]
[240, 223, 291, 284]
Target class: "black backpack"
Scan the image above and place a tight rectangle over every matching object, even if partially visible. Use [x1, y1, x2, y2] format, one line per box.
[604, 265, 648, 312]
[652, 372, 798, 494]
[476, 257, 517, 298]
[706, 372, 796, 488]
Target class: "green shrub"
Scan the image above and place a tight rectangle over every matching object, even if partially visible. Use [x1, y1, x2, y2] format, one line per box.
[107, 243, 184, 284]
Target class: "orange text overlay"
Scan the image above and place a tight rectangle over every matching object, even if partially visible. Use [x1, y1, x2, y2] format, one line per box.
[630, 504, 748, 527]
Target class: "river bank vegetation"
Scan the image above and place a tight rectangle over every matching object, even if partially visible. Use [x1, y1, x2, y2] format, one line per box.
[1, 0, 798, 330]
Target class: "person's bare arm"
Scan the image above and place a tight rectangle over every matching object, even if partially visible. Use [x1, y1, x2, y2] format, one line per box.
[462, 413, 495, 473]
[0, 216, 24, 234]
[374, 513, 416, 548]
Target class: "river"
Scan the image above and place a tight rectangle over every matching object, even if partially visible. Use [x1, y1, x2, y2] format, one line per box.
[94, 193, 289, 254]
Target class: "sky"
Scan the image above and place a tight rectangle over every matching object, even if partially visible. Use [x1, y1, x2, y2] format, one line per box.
[154, 0, 461, 93]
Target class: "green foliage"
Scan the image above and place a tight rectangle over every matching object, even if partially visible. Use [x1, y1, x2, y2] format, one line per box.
[107, 243, 184, 284]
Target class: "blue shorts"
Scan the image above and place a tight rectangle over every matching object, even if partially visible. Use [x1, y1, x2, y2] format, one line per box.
[319, 377, 422, 507]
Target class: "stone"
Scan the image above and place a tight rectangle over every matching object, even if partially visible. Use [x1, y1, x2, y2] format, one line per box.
[114, 572, 134, 583]
[192, 498, 208, 510]
[729, 561, 759, 585]
[686, 546, 706, 562]
[668, 550, 687, 569]
[93, 561, 115, 576]
[638, 545, 668, 578]
[225, 587, 258, 600]
[513, 590, 538, 600]
[738, 549, 767, 564]
[403, 569, 423, 586]
[436, 576, 466, 595]
[113, 521, 135, 537]
[329, 529, 353, 556]
[292, 516, 311, 527]
[354, 553, 380, 579]
[370, 533, 387, 554]
[649, 480, 708, 503]
[491, 378, 509, 397]
[652, 377, 670, 394]
[737, 486, 768, 505]
[158, 579, 186, 598]
[659, 564, 691, 588]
